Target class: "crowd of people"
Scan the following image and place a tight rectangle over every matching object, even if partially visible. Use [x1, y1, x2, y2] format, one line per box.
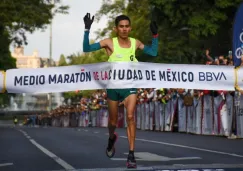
[21, 87, 234, 127]
[205, 49, 234, 66]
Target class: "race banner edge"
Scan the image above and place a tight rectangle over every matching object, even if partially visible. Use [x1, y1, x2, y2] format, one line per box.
[0, 71, 6, 93]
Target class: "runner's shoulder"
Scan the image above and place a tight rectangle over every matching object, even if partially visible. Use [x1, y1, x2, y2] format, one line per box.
[100, 38, 112, 43]
[100, 38, 113, 48]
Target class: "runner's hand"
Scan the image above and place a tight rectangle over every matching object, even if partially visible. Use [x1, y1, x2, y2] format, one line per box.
[83, 13, 94, 30]
[150, 21, 158, 35]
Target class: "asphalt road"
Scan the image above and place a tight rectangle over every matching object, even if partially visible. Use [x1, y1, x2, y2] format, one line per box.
[0, 125, 243, 171]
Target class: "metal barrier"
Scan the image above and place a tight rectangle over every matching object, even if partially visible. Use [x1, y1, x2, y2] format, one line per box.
[49, 93, 243, 139]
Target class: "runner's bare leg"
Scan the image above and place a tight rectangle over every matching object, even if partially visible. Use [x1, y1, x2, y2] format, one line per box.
[107, 99, 118, 139]
[124, 94, 137, 151]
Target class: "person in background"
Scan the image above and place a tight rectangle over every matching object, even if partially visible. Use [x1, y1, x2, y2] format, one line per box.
[13, 116, 18, 126]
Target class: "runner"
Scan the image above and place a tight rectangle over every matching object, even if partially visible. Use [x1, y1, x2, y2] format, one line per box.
[13, 116, 18, 126]
[82, 13, 159, 168]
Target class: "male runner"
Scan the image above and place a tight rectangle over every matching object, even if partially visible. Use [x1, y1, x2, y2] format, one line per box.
[83, 13, 158, 168]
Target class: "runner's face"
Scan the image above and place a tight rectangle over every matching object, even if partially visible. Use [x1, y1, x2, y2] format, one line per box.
[116, 20, 131, 38]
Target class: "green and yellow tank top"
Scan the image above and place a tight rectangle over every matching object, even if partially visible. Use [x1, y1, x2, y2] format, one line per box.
[108, 37, 138, 62]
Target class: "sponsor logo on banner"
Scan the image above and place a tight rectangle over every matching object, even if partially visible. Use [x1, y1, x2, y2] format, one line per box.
[5, 62, 235, 94]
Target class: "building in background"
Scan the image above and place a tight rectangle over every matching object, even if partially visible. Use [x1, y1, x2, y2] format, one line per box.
[8, 47, 63, 111]
[11, 46, 58, 68]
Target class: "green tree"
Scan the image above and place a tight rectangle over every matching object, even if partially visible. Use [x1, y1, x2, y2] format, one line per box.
[95, 0, 242, 64]
[0, 26, 16, 70]
[58, 54, 67, 66]
[66, 40, 108, 65]
[0, 0, 69, 70]
[150, 0, 242, 63]
[0, 0, 69, 48]
[0, 0, 69, 105]
[95, 0, 127, 39]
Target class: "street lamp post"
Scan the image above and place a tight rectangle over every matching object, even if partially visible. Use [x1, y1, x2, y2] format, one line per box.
[48, 0, 54, 111]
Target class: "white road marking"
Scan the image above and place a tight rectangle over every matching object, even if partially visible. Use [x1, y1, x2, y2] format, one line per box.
[50, 166, 153, 171]
[0, 163, 13, 167]
[26, 135, 31, 139]
[19, 130, 26, 134]
[18, 130, 75, 170]
[105, 133, 109, 135]
[19, 130, 28, 136]
[49, 166, 235, 171]
[94, 131, 99, 134]
[84, 129, 88, 132]
[120, 136, 243, 158]
[29, 139, 75, 170]
[111, 152, 201, 161]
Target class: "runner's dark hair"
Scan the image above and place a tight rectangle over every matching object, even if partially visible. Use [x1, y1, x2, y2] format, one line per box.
[115, 15, 131, 26]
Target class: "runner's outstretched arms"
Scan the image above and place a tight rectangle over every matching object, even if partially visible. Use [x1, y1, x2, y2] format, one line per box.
[82, 13, 159, 56]
[142, 21, 158, 57]
[83, 13, 101, 52]
[83, 31, 101, 52]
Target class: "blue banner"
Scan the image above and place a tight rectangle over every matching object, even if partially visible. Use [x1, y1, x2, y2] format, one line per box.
[233, 2, 243, 67]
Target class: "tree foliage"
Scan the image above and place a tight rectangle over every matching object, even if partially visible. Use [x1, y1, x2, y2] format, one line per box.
[0, 0, 69, 47]
[58, 54, 67, 66]
[0, 0, 69, 70]
[66, 39, 108, 65]
[95, 0, 127, 39]
[95, 0, 242, 64]
[151, 0, 242, 63]
[0, 0, 69, 105]
[0, 27, 16, 70]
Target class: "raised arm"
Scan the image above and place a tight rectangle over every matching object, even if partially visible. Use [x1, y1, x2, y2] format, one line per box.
[137, 21, 158, 57]
[83, 13, 108, 52]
